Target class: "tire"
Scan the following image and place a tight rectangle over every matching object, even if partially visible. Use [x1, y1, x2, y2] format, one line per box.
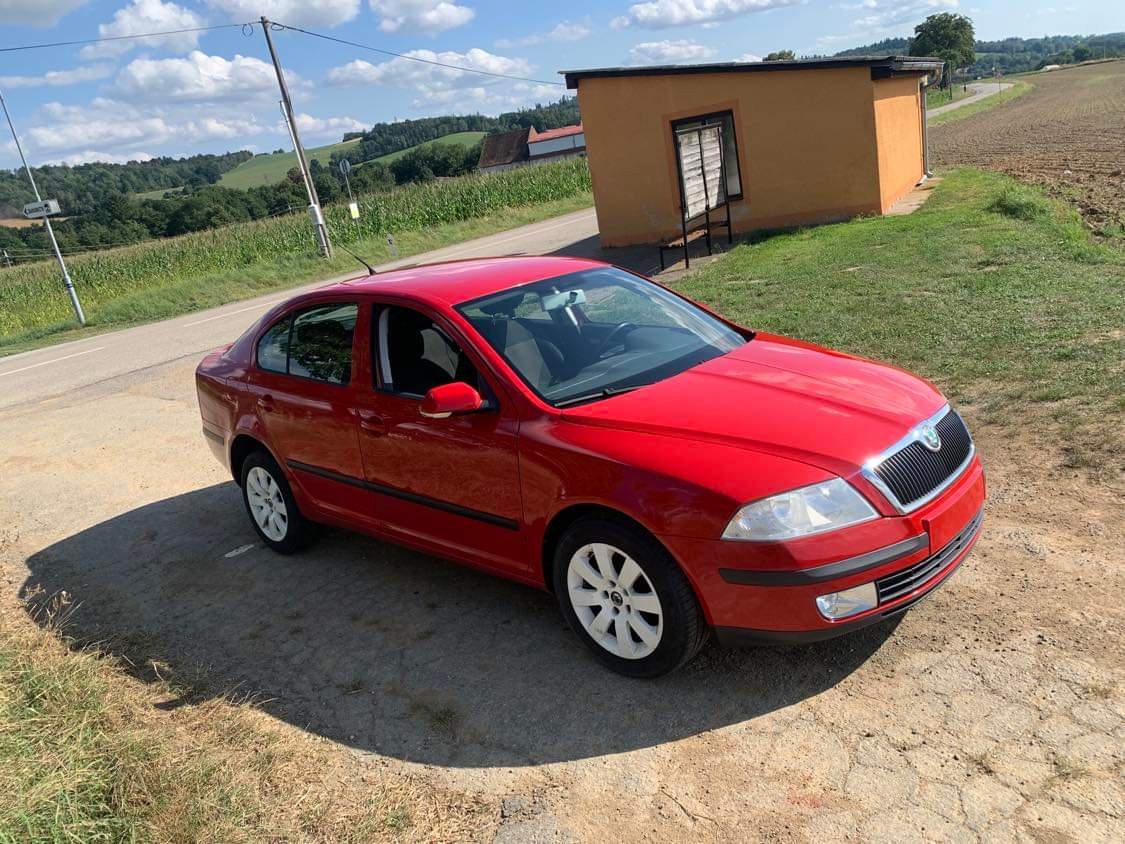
[240, 450, 312, 554]
[552, 517, 708, 678]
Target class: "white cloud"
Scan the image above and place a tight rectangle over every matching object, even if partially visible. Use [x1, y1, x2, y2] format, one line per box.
[45, 150, 156, 166]
[80, 0, 205, 59]
[19, 99, 268, 158]
[629, 39, 717, 65]
[326, 48, 534, 104]
[495, 19, 591, 48]
[112, 51, 288, 102]
[612, 0, 798, 30]
[205, 0, 359, 27]
[0, 0, 87, 26]
[818, 0, 958, 48]
[0, 65, 114, 89]
[369, 0, 473, 35]
[291, 113, 368, 136]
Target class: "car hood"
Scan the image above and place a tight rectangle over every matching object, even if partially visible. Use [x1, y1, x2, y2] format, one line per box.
[559, 333, 946, 477]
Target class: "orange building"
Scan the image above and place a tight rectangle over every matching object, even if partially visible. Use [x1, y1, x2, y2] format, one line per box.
[563, 56, 942, 248]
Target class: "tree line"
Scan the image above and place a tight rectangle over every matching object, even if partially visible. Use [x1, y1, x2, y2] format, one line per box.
[835, 28, 1124, 77]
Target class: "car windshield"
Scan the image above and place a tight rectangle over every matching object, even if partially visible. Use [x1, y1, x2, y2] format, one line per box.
[456, 266, 747, 406]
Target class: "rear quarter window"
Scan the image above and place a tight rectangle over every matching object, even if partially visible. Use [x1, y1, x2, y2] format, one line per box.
[256, 317, 290, 374]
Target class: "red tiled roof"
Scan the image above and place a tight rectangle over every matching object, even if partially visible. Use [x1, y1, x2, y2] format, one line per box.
[529, 124, 583, 142]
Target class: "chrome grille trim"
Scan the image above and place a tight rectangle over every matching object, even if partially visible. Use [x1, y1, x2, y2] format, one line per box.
[876, 508, 983, 605]
[861, 404, 975, 514]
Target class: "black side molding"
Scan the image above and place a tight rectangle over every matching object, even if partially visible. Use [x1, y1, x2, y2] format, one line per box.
[286, 459, 520, 531]
[719, 533, 929, 587]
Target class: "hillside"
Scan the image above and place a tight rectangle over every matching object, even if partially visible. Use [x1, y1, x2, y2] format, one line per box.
[366, 131, 486, 167]
[217, 138, 362, 190]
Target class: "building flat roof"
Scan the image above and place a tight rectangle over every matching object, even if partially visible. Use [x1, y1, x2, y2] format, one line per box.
[562, 55, 943, 89]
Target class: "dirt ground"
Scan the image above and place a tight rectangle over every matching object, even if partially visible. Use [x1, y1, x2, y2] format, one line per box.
[1, 351, 1122, 841]
[931, 61, 1125, 235]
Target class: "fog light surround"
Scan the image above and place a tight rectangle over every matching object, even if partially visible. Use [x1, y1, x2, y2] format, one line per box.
[816, 582, 878, 621]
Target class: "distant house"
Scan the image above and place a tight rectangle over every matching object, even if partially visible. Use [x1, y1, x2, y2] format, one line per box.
[528, 125, 586, 163]
[477, 124, 586, 173]
[477, 127, 532, 173]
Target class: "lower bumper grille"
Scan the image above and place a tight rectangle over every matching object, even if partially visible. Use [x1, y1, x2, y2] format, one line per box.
[876, 508, 983, 605]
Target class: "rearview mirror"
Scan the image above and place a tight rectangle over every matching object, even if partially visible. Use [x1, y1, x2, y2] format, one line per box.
[420, 382, 484, 419]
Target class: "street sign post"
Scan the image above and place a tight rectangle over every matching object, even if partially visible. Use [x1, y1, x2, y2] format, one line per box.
[23, 198, 61, 219]
[338, 158, 360, 231]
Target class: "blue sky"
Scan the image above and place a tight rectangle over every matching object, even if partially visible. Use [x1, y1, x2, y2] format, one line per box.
[1, 0, 1120, 168]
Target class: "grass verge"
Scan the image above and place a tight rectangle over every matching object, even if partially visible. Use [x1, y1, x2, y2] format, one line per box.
[0, 191, 593, 356]
[672, 168, 1124, 472]
[0, 590, 486, 841]
[929, 80, 1032, 126]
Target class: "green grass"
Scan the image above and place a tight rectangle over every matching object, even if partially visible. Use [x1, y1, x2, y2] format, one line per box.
[929, 80, 1032, 126]
[924, 85, 972, 108]
[217, 138, 362, 190]
[366, 131, 486, 166]
[0, 158, 593, 351]
[134, 185, 185, 200]
[671, 168, 1124, 470]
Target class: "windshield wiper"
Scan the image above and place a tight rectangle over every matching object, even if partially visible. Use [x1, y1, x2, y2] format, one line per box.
[553, 384, 647, 408]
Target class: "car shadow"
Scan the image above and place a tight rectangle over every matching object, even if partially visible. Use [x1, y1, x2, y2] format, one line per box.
[21, 483, 898, 768]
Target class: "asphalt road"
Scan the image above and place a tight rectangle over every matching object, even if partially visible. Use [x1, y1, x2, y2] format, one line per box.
[926, 81, 1015, 117]
[0, 206, 598, 411]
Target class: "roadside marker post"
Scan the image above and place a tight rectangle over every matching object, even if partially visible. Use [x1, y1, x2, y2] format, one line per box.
[0, 88, 85, 326]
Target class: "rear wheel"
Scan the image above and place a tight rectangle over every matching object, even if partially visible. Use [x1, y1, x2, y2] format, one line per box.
[553, 518, 708, 678]
[240, 451, 312, 554]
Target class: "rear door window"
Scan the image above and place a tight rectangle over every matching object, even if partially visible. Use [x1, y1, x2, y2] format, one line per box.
[256, 303, 358, 385]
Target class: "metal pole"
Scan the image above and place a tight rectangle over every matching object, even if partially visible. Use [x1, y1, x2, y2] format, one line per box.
[920, 79, 932, 179]
[0, 88, 85, 325]
[260, 17, 331, 258]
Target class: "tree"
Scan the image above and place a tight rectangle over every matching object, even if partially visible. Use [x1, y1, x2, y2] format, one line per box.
[764, 50, 796, 61]
[1071, 43, 1092, 62]
[910, 12, 975, 86]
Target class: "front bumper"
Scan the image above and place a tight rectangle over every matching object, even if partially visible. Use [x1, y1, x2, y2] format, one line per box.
[714, 507, 982, 645]
[659, 455, 985, 640]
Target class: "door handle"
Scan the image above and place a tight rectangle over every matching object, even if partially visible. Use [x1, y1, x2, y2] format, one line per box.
[257, 395, 275, 412]
[357, 409, 386, 434]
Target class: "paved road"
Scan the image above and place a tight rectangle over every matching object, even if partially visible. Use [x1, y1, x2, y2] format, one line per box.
[0, 207, 598, 411]
[927, 81, 1014, 117]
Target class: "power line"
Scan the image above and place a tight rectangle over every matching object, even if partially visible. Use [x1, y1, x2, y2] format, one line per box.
[273, 22, 566, 87]
[0, 23, 252, 54]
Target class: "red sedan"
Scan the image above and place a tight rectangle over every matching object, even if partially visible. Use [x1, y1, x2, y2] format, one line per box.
[196, 257, 984, 677]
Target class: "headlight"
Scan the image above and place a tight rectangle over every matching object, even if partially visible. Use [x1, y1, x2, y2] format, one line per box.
[722, 478, 877, 541]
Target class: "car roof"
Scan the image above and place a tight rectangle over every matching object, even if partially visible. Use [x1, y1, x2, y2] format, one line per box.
[320, 255, 610, 309]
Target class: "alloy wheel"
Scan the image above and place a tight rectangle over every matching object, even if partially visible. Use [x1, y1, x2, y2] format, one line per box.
[246, 466, 288, 541]
[566, 542, 664, 660]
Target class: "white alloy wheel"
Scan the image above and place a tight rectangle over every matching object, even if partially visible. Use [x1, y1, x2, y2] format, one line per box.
[246, 466, 288, 542]
[566, 542, 664, 660]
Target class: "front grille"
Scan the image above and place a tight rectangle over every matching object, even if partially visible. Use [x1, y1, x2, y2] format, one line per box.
[872, 410, 972, 509]
[876, 508, 983, 604]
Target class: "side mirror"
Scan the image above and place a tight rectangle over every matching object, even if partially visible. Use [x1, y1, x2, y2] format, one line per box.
[420, 382, 484, 419]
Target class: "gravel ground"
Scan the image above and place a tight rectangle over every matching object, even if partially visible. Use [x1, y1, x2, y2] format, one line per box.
[931, 61, 1125, 236]
[1, 356, 1121, 842]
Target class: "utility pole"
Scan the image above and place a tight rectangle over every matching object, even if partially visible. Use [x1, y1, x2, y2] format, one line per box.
[0, 88, 85, 325]
[260, 17, 331, 258]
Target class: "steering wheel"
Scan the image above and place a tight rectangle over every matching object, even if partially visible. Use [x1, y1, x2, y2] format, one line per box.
[595, 322, 637, 358]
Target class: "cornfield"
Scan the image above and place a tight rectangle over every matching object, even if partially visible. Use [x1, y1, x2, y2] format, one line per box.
[0, 158, 592, 340]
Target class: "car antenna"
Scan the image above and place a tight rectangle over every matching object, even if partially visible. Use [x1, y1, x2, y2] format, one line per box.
[340, 245, 377, 275]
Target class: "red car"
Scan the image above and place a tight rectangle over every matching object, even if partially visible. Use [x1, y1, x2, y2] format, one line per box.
[196, 257, 984, 677]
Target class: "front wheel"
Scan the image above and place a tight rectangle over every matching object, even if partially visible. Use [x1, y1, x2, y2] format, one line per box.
[553, 518, 708, 678]
[240, 451, 312, 554]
